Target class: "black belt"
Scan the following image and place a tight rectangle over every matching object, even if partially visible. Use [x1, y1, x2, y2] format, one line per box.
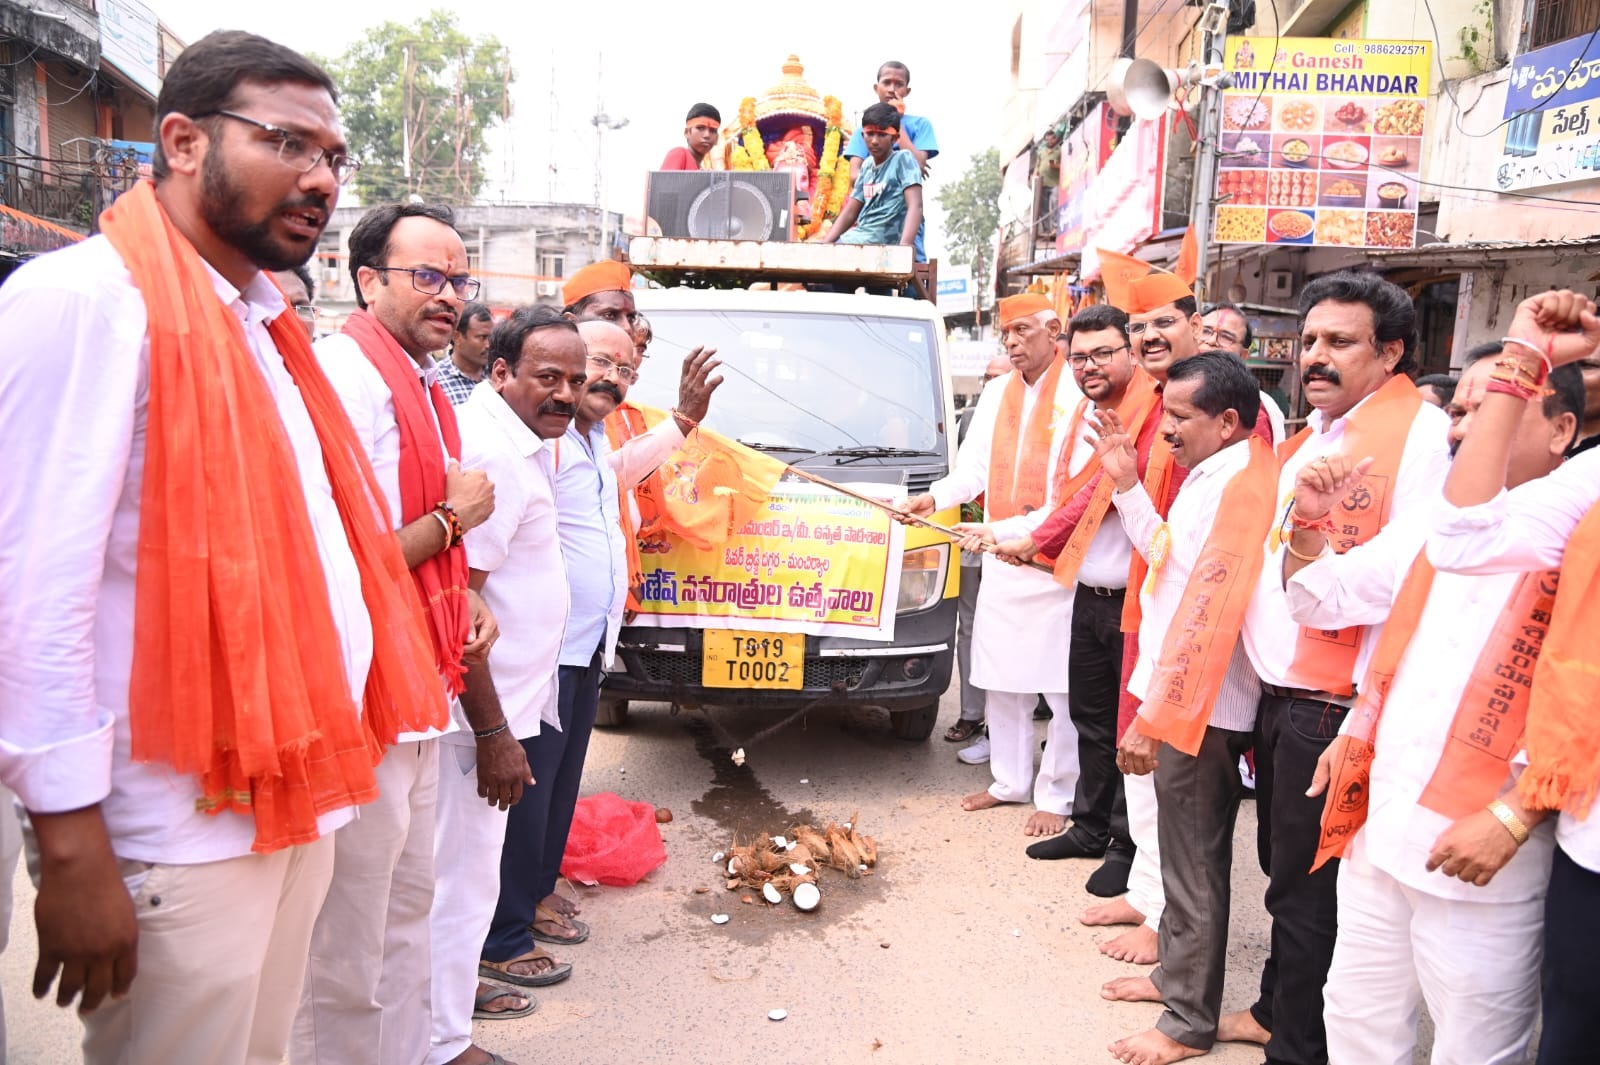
[1078, 584, 1126, 598]
[1261, 682, 1353, 708]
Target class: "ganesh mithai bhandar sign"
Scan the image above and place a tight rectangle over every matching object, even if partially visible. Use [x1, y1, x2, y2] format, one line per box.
[702, 56, 855, 240]
[1212, 37, 1431, 251]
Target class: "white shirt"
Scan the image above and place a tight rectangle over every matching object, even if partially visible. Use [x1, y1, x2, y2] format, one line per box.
[316, 331, 457, 743]
[554, 424, 628, 668]
[1241, 388, 1451, 691]
[1054, 408, 1135, 589]
[1116, 440, 1262, 733]
[455, 384, 567, 738]
[1429, 447, 1600, 873]
[929, 368, 1085, 694]
[0, 236, 371, 864]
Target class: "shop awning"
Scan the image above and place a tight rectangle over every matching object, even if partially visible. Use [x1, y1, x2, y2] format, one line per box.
[1363, 236, 1600, 268]
[0, 205, 85, 259]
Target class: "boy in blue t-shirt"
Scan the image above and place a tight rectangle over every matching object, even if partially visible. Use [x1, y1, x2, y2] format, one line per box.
[843, 61, 939, 261]
[819, 103, 924, 249]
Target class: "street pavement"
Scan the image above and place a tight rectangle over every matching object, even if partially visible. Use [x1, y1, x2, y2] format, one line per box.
[2, 684, 1449, 1064]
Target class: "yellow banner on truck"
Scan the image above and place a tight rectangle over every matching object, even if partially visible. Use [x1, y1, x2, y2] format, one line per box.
[632, 482, 908, 640]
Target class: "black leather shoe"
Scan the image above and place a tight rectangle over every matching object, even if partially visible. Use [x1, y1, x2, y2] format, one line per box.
[1085, 851, 1134, 897]
[1025, 829, 1107, 861]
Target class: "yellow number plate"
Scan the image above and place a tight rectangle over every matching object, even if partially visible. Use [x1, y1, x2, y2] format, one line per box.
[702, 629, 804, 690]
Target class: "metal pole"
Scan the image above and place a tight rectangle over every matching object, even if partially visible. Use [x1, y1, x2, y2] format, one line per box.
[1190, 20, 1228, 304]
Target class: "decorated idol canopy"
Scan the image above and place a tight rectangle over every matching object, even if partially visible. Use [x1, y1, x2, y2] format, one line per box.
[711, 55, 853, 238]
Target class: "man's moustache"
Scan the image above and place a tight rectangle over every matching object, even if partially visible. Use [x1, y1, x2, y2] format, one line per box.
[537, 401, 577, 418]
[1302, 366, 1342, 386]
[588, 382, 623, 403]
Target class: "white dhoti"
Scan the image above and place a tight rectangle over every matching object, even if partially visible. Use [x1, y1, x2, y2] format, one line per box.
[969, 556, 1078, 811]
[1124, 768, 1164, 929]
[1323, 836, 1543, 1065]
[294, 738, 440, 1065]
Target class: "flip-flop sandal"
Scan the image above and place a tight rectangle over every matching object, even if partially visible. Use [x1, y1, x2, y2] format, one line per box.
[479, 947, 573, 988]
[473, 982, 539, 1020]
[529, 903, 590, 945]
[551, 881, 583, 917]
[944, 719, 984, 743]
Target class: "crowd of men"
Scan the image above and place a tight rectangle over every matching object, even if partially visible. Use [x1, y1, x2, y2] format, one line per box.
[1, 26, 1599, 1065]
[906, 241, 1600, 1064]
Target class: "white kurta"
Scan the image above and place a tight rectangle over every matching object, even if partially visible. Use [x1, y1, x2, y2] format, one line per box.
[931, 367, 1084, 694]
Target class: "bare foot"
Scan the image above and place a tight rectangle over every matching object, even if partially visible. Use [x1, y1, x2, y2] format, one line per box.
[962, 790, 1011, 812]
[1025, 810, 1067, 836]
[1101, 975, 1161, 1002]
[542, 890, 580, 918]
[1081, 897, 1144, 927]
[1217, 1009, 1270, 1045]
[1101, 923, 1159, 964]
[473, 982, 529, 1015]
[1108, 1027, 1205, 1064]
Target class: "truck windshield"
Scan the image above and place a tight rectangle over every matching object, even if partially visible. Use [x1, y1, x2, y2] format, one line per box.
[629, 309, 943, 454]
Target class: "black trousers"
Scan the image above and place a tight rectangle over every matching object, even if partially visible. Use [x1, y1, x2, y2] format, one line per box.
[1249, 692, 1346, 1065]
[1066, 585, 1131, 851]
[481, 650, 603, 963]
[1536, 844, 1600, 1064]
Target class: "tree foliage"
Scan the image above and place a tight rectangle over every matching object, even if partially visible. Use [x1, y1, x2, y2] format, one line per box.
[317, 10, 513, 205]
[936, 148, 1002, 305]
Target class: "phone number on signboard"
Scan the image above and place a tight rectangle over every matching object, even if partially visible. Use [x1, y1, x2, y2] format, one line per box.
[1363, 44, 1427, 55]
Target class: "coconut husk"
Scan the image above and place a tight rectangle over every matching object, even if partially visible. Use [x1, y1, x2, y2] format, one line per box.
[786, 843, 816, 867]
[793, 827, 832, 862]
[756, 848, 791, 874]
[827, 824, 863, 877]
[855, 834, 879, 867]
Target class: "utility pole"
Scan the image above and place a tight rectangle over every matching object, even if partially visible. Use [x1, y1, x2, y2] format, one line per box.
[590, 53, 628, 260]
[1190, 1, 1233, 305]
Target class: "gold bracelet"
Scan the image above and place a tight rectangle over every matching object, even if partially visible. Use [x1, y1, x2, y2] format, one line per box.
[1284, 533, 1328, 563]
[1487, 799, 1531, 846]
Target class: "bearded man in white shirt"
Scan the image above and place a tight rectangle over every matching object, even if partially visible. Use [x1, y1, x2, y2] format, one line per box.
[1223, 272, 1451, 1065]
[0, 32, 447, 1065]
[429, 308, 591, 1065]
[1290, 342, 1584, 1065]
[1422, 289, 1600, 1065]
[297, 202, 504, 1065]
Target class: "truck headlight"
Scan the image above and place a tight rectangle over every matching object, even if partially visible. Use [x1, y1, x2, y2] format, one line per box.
[897, 544, 948, 615]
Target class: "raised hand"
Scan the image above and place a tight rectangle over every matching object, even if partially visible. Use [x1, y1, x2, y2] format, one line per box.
[1293, 454, 1374, 522]
[676, 346, 724, 423]
[1087, 408, 1139, 492]
[1505, 290, 1600, 369]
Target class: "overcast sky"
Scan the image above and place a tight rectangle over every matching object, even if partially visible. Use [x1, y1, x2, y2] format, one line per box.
[148, 0, 1014, 259]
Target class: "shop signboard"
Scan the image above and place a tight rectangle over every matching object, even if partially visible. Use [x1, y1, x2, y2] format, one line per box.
[1498, 32, 1600, 192]
[1079, 114, 1167, 279]
[1055, 103, 1117, 255]
[1212, 36, 1431, 250]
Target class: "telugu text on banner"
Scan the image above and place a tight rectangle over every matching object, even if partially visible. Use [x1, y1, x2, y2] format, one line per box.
[1213, 36, 1432, 250]
[629, 482, 907, 641]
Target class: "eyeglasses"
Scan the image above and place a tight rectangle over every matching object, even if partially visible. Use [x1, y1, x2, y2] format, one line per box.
[1201, 325, 1242, 347]
[373, 266, 482, 301]
[293, 304, 319, 324]
[199, 110, 362, 186]
[1127, 316, 1183, 336]
[1067, 345, 1128, 369]
[587, 353, 638, 384]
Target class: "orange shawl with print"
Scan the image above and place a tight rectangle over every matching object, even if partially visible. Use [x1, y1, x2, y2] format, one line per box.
[1274, 374, 1423, 696]
[1312, 557, 1558, 870]
[1137, 437, 1278, 756]
[102, 180, 445, 853]
[1049, 368, 1162, 589]
[604, 401, 667, 612]
[988, 357, 1067, 521]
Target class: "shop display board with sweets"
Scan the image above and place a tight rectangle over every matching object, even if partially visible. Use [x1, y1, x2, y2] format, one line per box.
[1213, 36, 1431, 250]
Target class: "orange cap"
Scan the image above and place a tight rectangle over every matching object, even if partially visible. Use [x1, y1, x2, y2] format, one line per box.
[1097, 248, 1194, 315]
[562, 260, 634, 308]
[998, 292, 1054, 326]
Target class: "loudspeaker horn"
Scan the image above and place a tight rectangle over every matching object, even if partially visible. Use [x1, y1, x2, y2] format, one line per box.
[1105, 57, 1135, 117]
[1122, 58, 1179, 121]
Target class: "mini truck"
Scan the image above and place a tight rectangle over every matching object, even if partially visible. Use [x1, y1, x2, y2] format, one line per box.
[598, 238, 962, 741]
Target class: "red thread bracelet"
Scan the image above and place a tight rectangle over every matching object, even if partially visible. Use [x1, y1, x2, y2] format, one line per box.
[671, 408, 699, 431]
[1289, 509, 1337, 536]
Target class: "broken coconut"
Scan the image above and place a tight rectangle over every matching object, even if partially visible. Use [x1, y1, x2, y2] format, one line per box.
[793, 882, 821, 911]
[762, 883, 782, 905]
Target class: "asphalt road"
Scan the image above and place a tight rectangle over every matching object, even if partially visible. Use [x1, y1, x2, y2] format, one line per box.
[3, 685, 1452, 1064]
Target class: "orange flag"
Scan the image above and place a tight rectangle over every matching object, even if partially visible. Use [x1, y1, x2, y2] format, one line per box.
[653, 426, 790, 550]
[1175, 225, 1199, 287]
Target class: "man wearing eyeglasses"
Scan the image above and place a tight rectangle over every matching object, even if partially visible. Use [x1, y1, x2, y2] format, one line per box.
[273, 263, 319, 340]
[1202, 301, 1287, 444]
[298, 202, 511, 1065]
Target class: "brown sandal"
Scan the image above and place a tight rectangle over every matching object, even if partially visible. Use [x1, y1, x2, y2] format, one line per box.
[944, 719, 985, 743]
[479, 946, 573, 987]
[529, 903, 590, 945]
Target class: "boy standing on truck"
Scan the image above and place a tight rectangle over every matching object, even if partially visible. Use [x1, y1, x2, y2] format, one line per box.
[818, 102, 924, 251]
[844, 61, 938, 262]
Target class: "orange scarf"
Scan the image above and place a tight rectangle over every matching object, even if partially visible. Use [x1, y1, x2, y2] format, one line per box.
[1275, 374, 1423, 696]
[604, 401, 667, 611]
[1520, 499, 1600, 816]
[1050, 368, 1162, 589]
[1137, 437, 1279, 756]
[988, 357, 1067, 521]
[342, 310, 470, 699]
[102, 181, 445, 853]
[1313, 556, 1558, 870]
[1120, 430, 1178, 633]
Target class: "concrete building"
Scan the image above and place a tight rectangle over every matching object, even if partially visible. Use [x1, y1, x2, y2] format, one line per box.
[312, 201, 626, 326]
